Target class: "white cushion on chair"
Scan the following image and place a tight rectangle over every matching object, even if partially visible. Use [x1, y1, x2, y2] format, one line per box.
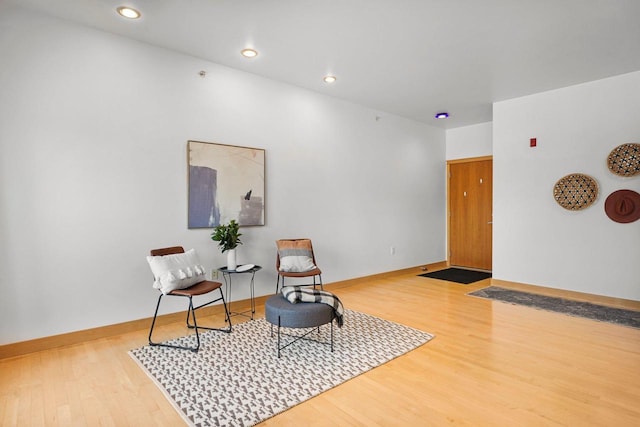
[279, 255, 316, 273]
[146, 248, 206, 294]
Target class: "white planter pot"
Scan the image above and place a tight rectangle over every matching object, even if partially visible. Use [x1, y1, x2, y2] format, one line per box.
[226, 249, 237, 271]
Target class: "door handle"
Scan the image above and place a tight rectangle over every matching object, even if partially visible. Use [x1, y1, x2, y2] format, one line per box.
[487, 221, 493, 224]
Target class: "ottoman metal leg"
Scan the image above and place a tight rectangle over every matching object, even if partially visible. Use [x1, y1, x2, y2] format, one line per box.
[265, 294, 336, 358]
[274, 315, 335, 358]
[277, 316, 281, 358]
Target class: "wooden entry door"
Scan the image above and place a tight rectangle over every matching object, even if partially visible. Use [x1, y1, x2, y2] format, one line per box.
[448, 158, 492, 270]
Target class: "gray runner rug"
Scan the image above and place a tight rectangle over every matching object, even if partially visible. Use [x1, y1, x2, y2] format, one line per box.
[129, 309, 434, 427]
[469, 286, 640, 329]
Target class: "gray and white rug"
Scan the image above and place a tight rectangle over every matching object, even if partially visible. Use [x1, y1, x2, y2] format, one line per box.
[129, 309, 434, 427]
[469, 286, 640, 329]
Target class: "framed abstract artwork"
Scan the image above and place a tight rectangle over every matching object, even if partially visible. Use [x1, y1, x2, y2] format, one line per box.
[187, 140, 265, 228]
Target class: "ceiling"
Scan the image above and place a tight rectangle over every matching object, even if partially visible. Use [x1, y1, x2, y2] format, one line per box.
[7, 0, 640, 129]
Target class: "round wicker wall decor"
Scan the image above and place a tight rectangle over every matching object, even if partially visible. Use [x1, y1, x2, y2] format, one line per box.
[607, 143, 640, 177]
[553, 173, 599, 211]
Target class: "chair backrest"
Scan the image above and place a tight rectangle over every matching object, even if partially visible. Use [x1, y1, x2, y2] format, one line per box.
[275, 239, 316, 270]
[150, 246, 185, 257]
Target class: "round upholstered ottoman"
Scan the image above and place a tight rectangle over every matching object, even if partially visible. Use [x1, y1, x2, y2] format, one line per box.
[264, 293, 335, 357]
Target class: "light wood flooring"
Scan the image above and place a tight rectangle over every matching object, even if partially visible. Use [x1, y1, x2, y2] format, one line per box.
[2, 271, 640, 426]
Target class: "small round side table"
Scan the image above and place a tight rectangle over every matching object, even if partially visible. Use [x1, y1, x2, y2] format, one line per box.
[217, 265, 262, 320]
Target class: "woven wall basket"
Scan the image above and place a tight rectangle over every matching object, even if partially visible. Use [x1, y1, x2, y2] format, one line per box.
[553, 173, 599, 211]
[607, 143, 640, 177]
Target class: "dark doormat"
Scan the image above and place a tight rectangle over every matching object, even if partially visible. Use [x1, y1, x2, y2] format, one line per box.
[418, 268, 492, 284]
[468, 286, 640, 329]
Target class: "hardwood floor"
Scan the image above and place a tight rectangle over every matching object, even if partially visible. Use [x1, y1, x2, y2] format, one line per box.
[2, 271, 640, 426]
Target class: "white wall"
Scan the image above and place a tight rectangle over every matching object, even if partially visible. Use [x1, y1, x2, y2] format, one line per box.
[446, 122, 493, 160]
[493, 71, 640, 300]
[0, 6, 446, 344]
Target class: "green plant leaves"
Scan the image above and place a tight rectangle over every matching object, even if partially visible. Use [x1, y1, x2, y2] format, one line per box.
[211, 219, 242, 252]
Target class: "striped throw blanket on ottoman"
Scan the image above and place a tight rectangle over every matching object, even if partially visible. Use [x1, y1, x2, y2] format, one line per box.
[282, 286, 344, 327]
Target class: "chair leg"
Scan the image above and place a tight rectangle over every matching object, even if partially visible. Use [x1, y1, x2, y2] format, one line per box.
[148, 293, 163, 345]
[188, 297, 201, 351]
[149, 294, 200, 352]
[311, 275, 324, 290]
[149, 289, 231, 353]
[187, 288, 232, 334]
[186, 300, 195, 329]
[219, 287, 232, 331]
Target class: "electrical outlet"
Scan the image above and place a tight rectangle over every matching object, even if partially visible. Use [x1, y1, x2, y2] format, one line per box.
[390, 246, 396, 255]
[211, 269, 219, 280]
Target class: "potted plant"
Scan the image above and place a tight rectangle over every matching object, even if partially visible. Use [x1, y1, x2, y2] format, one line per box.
[211, 219, 242, 270]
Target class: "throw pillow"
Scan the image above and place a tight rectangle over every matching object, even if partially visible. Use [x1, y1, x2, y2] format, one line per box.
[279, 255, 316, 272]
[146, 248, 206, 294]
[277, 239, 317, 272]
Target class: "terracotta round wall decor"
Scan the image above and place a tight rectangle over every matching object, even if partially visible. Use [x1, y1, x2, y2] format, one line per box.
[553, 173, 599, 211]
[604, 189, 640, 223]
[607, 143, 640, 177]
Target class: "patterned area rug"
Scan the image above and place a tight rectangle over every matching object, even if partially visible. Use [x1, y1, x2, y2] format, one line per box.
[469, 286, 640, 329]
[129, 310, 434, 427]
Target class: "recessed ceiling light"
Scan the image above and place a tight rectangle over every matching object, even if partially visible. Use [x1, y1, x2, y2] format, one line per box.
[241, 48, 258, 58]
[116, 6, 141, 19]
[323, 75, 337, 83]
[435, 112, 449, 119]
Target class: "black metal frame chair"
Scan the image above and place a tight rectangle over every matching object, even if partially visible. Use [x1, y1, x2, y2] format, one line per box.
[275, 238, 323, 293]
[148, 246, 231, 352]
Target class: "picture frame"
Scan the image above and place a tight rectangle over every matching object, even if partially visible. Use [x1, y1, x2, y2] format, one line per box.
[187, 140, 265, 228]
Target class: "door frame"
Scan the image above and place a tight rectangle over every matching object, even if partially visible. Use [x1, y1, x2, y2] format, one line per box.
[446, 155, 493, 269]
